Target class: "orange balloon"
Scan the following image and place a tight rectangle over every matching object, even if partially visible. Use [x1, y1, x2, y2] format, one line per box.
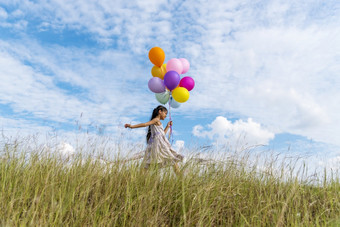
[149, 47, 165, 67]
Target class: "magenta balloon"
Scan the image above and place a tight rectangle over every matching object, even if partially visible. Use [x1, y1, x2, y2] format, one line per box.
[166, 58, 183, 74]
[164, 71, 180, 91]
[179, 58, 190, 74]
[179, 76, 195, 91]
[148, 77, 165, 93]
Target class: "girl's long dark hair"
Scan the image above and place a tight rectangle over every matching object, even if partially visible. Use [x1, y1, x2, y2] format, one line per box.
[147, 105, 167, 143]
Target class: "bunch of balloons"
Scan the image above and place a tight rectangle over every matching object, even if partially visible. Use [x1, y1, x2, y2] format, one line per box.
[147, 47, 195, 108]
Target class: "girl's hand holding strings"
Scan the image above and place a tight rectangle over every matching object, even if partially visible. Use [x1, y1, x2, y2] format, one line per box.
[167, 121, 173, 127]
[124, 124, 131, 128]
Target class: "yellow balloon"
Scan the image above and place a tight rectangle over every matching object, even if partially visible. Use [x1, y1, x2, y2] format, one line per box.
[172, 87, 189, 103]
[161, 64, 166, 75]
[151, 65, 166, 79]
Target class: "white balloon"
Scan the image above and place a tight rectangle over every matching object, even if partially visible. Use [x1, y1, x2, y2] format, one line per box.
[169, 96, 181, 108]
[155, 90, 170, 104]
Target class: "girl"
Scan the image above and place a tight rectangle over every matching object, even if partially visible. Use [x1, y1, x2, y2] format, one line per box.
[125, 105, 184, 174]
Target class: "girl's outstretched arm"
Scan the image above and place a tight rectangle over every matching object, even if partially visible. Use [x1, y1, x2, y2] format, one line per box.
[125, 118, 159, 129]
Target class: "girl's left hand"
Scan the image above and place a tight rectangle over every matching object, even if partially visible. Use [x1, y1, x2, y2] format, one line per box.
[167, 121, 173, 127]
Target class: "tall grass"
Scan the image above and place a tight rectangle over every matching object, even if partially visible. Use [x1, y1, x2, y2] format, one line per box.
[1, 139, 340, 226]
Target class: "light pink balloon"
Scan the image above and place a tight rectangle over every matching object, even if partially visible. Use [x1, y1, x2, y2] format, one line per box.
[166, 58, 183, 75]
[179, 58, 190, 74]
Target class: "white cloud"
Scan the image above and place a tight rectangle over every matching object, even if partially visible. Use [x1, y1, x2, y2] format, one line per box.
[0, 7, 7, 19]
[1, 0, 171, 48]
[0, 6, 27, 29]
[0, 38, 157, 130]
[56, 142, 75, 157]
[177, 2, 340, 147]
[0, 47, 93, 123]
[324, 155, 340, 170]
[0, 116, 54, 141]
[173, 140, 184, 152]
[193, 116, 275, 148]
[318, 156, 340, 171]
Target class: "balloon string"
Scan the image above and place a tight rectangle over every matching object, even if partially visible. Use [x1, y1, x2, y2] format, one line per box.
[168, 94, 173, 145]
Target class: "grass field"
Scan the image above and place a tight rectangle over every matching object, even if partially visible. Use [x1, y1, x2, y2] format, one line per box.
[1, 139, 340, 226]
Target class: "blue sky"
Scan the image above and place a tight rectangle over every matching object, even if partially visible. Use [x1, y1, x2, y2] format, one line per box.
[0, 0, 340, 170]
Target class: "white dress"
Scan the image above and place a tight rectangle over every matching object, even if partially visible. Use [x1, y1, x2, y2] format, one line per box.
[143, 123, 184, 167]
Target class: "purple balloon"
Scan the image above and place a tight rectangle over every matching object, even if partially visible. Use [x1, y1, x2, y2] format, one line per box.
[164, 71, 180, 91]
[179, 76, 195, 91]
[148, 77, 165, 93]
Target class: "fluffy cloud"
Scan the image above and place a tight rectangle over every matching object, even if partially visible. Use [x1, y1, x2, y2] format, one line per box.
[173, 140, 185, 152]
[56, 142, 75, 157]
[0, 7, 7, 19]
[193, 116, 275, 148]
[0, 37, 156, 128]
[178, 1, 340, 146]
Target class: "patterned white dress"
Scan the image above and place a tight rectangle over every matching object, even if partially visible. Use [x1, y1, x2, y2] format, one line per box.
[143, 123, 184, 167]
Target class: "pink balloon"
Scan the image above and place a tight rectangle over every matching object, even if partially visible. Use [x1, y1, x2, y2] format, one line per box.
[166, 58, 183, 75]
[179, 58, 190, 74]
[179, 76, 195, 91]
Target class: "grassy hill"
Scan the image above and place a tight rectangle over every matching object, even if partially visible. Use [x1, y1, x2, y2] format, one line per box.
[1, 142, 339, 226]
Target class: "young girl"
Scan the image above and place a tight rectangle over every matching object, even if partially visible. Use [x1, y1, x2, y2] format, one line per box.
[125, 105, 184, 174]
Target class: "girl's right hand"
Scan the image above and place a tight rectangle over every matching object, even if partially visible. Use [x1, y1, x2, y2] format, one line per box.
[124, 124, 131, 128]
[167, 121, 173, 127]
